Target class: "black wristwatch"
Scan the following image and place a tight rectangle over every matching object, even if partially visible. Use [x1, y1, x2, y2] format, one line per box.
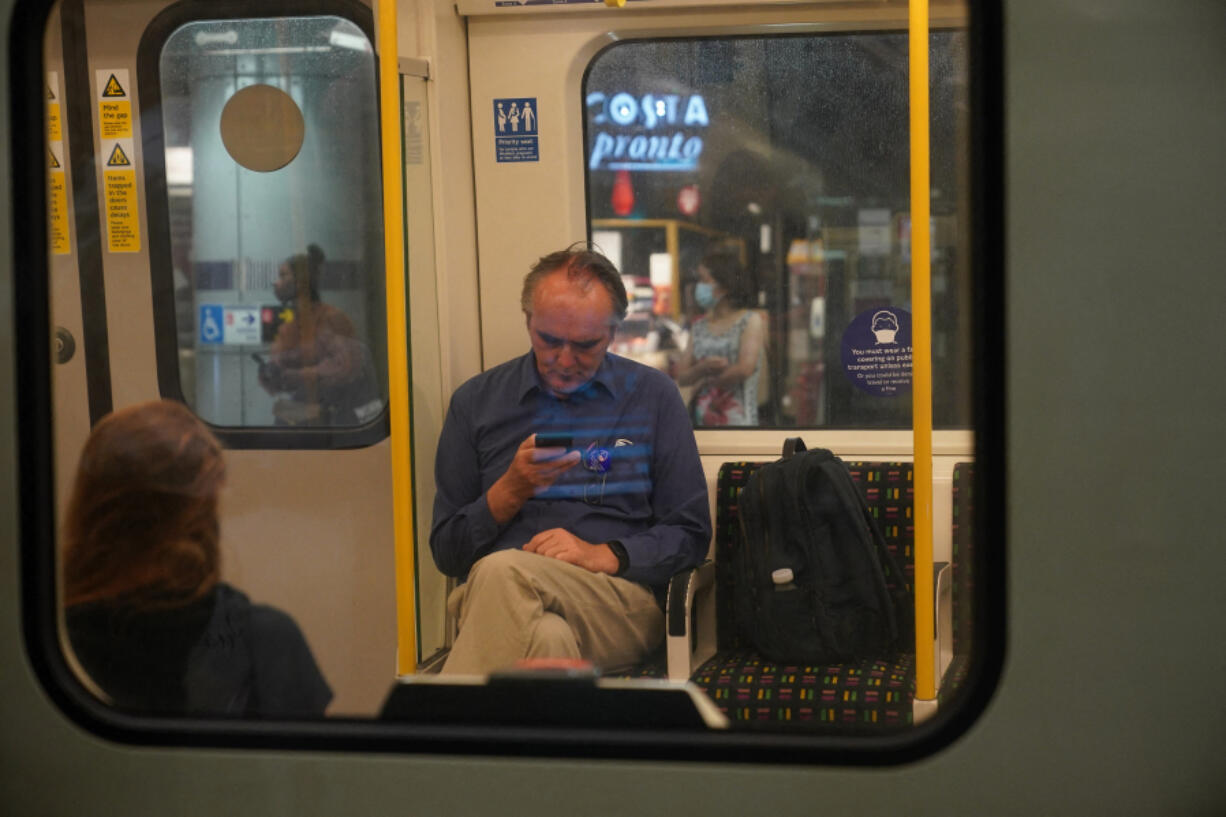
[606, 539, 629, 576]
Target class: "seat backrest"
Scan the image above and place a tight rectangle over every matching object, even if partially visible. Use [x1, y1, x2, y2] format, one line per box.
[714, 459, 916, 651]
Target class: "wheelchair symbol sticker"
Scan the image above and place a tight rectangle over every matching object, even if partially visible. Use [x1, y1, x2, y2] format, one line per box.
[199, 304, 223, 345]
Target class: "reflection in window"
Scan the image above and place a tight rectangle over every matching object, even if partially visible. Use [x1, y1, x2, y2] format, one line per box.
[157, 16, 387, 428]
[585, 33, 970, 430]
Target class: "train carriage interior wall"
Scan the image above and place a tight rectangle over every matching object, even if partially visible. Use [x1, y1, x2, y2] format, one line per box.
[2, 0, 1225, 814]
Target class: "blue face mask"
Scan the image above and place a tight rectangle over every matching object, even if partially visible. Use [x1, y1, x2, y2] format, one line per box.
[694, 281, 717, 310]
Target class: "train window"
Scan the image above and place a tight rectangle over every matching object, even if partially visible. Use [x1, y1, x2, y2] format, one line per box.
[141, 9, 390, 445]
[585, 32, 970, 431]
[17, 0, 1000, 763]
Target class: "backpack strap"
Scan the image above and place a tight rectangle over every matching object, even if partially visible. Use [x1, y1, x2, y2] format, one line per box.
[781, 437, 807, 459]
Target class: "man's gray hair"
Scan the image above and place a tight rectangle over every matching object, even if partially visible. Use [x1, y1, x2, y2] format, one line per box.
[520, 245, 629, 322]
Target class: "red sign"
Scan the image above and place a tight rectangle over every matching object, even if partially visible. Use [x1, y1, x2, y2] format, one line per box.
[677, 184, 700, 216]
[611, 169, 635, 216]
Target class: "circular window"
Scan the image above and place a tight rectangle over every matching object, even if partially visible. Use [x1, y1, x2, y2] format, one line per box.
[219, 84, 305, 172]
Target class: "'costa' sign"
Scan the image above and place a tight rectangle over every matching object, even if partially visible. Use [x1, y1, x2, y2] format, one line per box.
[586, 91, 709, 172]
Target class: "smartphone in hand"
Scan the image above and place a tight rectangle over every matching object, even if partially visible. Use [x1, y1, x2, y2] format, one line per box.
[535, 432, 573, 450]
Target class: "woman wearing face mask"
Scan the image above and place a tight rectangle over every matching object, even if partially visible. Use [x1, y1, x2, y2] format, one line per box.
[675, 250, 765, 426]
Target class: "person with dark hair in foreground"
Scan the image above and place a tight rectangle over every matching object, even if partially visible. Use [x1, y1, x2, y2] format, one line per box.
[63, 400, 332, 716]
[430, 246, 711, 675]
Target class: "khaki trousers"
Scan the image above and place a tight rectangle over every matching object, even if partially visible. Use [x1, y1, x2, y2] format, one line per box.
[440, 549, 663, 675]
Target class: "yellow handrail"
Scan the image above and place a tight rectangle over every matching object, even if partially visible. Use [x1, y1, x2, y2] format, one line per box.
[376, 0, 417, 676]
[909, 0, 936, 703]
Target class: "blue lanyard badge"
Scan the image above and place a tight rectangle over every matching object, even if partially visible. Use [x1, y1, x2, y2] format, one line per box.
[582, 444, 611, 505]
[584, 445, 611, 474]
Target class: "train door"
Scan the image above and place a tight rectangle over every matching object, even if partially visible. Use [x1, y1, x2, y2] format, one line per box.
[40, 0, 452, 714]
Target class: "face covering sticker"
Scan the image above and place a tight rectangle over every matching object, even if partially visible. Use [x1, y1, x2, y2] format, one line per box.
[840, 307, 913, 397]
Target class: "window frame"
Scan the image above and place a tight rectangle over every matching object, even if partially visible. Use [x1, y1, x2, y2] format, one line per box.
[13, 0, 1005, 764]
[136, 0, 390, 450]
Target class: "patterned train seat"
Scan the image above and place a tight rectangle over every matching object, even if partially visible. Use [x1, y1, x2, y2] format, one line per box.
[686, 458, 974, 732]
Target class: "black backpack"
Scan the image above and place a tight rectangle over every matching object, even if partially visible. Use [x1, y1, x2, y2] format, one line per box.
[733, 438, 910, 664]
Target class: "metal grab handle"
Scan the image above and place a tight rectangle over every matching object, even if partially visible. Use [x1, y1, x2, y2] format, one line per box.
[54, 327, 76, 364]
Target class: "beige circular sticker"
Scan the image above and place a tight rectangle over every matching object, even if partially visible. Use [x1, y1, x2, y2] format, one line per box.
[219, 84, 305, 172]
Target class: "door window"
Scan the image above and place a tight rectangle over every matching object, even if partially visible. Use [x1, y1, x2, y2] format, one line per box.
[146, 13, 388, 439]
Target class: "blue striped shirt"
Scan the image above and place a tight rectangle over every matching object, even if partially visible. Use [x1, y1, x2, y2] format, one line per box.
[430, 351, 711, 597]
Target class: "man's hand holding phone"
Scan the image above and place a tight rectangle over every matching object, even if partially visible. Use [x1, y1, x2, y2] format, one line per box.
[486, 433, 581, 524]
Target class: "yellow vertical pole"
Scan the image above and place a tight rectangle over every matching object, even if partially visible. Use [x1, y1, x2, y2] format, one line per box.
[376, 0, 417, 676]
[909, 0, 936, 702]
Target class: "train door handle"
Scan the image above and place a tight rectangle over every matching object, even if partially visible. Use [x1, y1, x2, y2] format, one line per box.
[54, 326, 76, 364]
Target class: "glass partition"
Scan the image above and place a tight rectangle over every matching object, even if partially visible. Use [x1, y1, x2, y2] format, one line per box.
[584, 32, 971, 431]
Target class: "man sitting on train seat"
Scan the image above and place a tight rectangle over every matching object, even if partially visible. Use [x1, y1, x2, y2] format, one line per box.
[430, 246, 711, 675]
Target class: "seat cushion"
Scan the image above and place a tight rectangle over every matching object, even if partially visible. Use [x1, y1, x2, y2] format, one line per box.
[691, 647, 916, 730]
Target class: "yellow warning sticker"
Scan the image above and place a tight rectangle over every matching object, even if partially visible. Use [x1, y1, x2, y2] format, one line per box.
[46, 72, 70, 255]
[102, 138, 140, 253]
[99, 99, 131, 140]
[47, 71, 62, 141]
[106, 142, 132, 167]
[48, 140, 70, 255]
[96, 69, 132, 140]
[101, 73, 126, 97]
[104, 171, 140, 252]
[49, 168, 70, 255]
[47, 103, 62, 141]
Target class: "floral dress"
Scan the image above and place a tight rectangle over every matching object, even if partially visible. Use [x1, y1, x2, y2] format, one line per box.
[689, 311, 759, 426]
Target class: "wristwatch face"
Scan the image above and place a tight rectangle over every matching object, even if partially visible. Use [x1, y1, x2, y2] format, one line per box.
[607, 540, 629, 575]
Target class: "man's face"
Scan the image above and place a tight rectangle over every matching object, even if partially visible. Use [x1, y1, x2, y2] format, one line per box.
[526, 270, 617, 398]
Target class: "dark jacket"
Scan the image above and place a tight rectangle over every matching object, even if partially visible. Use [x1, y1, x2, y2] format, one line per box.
[66, 582, 332, 717]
